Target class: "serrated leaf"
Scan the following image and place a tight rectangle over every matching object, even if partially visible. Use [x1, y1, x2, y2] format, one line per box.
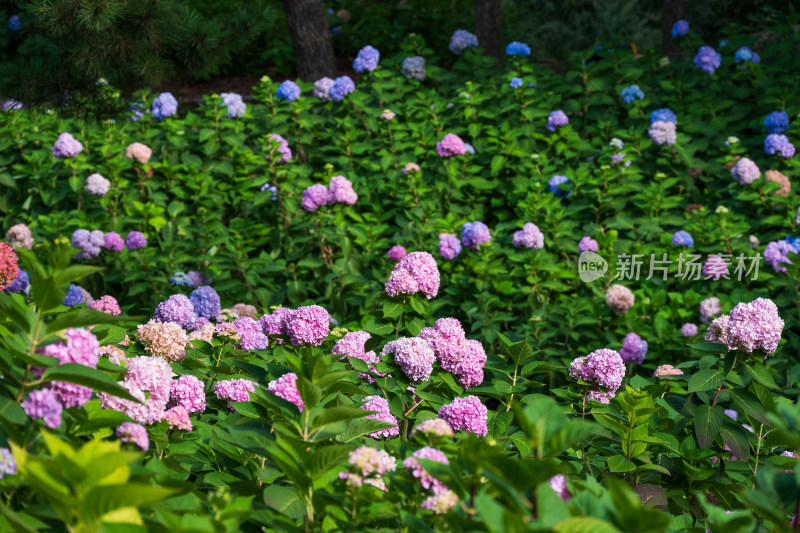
[607, 455, 636, 473]
[687, 370, 722, 393]
[694, 405, 723, 448]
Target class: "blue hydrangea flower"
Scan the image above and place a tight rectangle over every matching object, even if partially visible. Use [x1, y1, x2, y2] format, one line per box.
[719, 40, 728, 47]
[764, 111, 789, 134]
[63, 284, 84, 307]
[506, 41, 531, 56]
[693, 46, 721, 75]
[329, 76, 355, 102]
[672, 230, 694, 247]
[786, 236, 800, 252]
[764, 134, 796, 158]
[620, 85, 644, 104]
[170, 272, 194, 287]
[650, 108, 677, 125]
[152, 92, 178, 119]
[671, 20, 689, 38]
[464, 143, 475, 154]
[276, 80, 301, 102]
[510, 77, 523, 88]
[190, 286, 221, 319]
[8, 15, 20, 32]
[548, 175, 573, 198]
[127, 102, 144, 122]
[353, 45, 380, 73]
[735, 47, 760, 64]
[402, 56, 426, 81]
[449, 30, 478, 54]
[3, 270, 28, 294]
[261, 183, 278, 200]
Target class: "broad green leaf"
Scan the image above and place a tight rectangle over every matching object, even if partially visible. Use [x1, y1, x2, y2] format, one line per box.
[687, 370, 723, 393]
[41, 364, 138, 402]
[694, 405, 723, 448]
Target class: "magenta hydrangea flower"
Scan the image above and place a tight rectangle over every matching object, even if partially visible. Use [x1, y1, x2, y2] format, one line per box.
[731, 157, 761, 185]
[301, 184, 329, 212]
[89, 295, 121, 315]
[116, 422, 149, 450]
[154, 294, 197, 328]
[98, 356, 173, 424]
[619, 333, 647, 364]
[702, 255, 729, 279]
[163, 405, 192, 431]
[38, 328, 100, 408]
[403, 447, 449, 493]
[418, 317, 467, 372]
[578, 236, 598, 253]
[606, 284, 634, 314]
[103, 232, 125, 252]
[21, 389, 63, 428]
[512, 223, 544, 249]
[231, 316, 268, 350]
[438, 233, 462, 260]
[259, 307, 293, 343]
[653, 364, 684, 378]
[411, 418, 455, 439]
[383, 337, 436, 382]
[214, 378, 257, 409]
[169, 374, 206, 413]
[284, 305, 330, 346]
[438, 396, 488, 437]
[726, 298, 784, 355]
[52, 132, 83, 158]
[700, 297, 721, 324]
[385, 251, 440, 299]
[569, 348, 626, 392]
[267, 373, 305, 411]
[387, 245, 407, 262]
[549, 474, 571, 502]
[452, 339, 486, 388]
[435, 134, 466, 157]
[362, 395, 399, 438]
[682, 323, 698, 337]
[332, 330, 381, 381]
[546, 110, 569, 132]
[265, 133, 292, 164]
[461, 221, 491, 250]
[328, 175, 358, 205]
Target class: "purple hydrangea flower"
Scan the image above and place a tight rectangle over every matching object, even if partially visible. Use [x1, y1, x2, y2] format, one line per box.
[569, 348, 626, 392]
[438, 396, 487, 437]
[461, 221, 491, 250]
[578, 236, 598, 253]
[765, 111, 789, 134]
[98, 356, 173, 424]
[116, 422, 149, 451]
[694, 46, 721, 74]
[764, 134, 795, 158]
[682, 323, 698, 337]
[72, 229, 105, 260]
[439, 233, 462, 260]
[221, 92, 246, 118]
[328, 175, 358, 205]
[452, 339, 486, 388]
[232, 316, 268, 350]
[353, 45, 380, 73]
[619, 333, 648, 364]
[735, 47, 760, 64]
[700, 297, 721, 324]
[672, 230, 693, 247]
[505, 41, 531, 56]
[763, 240, 797, 273]
[419, 317, 467, 372]
[383, 337, 436, 382]
[126, 231, 147, 250]
[52, 132, 83, 158]
[402, 56, 426, 81]
[302, 184, 329, 212]
[103, 232, 124, 252]
[362, 395, 399, 438]
[547, 110, 569, 132]
[671, 20, 689, 38]
[726, 298, 784, 355]
[313, 77, 335, 101]
[512, 223, 544, 249]
[333, 330, 382, 381]
[731, 157, 761, 184]
[550, 475, 571, 501]
[21, 389, 63, 428]
[329, 76, 355, 102]
[267, 372, 305, 411]
[387, 245, 407, 262]
[276, 80, 301, 102]
[285, 305, 330, 346]
[3, 269, 28, 294]
[154, 294, 197, 328]
[215, 378, 257, 408]
[385, 251, 440, 299]
[190, 286, 221, 319]
[436, 133, 466, 157]
[265, 133, 292, 164]
[449, 30, 478, 55]
[152, 92, 178, 119]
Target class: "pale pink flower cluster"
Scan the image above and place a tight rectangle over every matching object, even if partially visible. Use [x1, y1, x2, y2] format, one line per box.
[136, 319, 189, 362]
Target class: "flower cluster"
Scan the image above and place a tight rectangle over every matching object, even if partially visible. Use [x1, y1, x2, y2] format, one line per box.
[362, 395, 399, 438]
[71, 229, 105, 260]
[606, 284, 634, 314]
[651, 108, 677, 124]
[329, 76, 355, 102]
[735, 47, 760, 64]
[52, 132, 83, 158]
[569, 348, 626, 401]
[726, 298, 784, 355]
[339, 446, 396, 491]
[702, 255, 729, 279]
[546, 110, 569, 132]
[136, 320, 188, 362]
[765, 170, 791, 196]
[3, 269, 28, 294]
[152, 92, 178, 119]
[215, 378, 257, 408]
[126, 142, 152, 164]
[578, 236, 598, 253]
[439, 233, 462, 260]
[419, 317, 486, 388]
[621, 85, 644, 103]
[276, 80, 301, 102]
[436, 133, 466, 157]
[682, 323, 698, 337]
[672, 230, 693, 247]
[764, 111, 789, 134]
[6, 224, 33, 249]
[333, 330, 383, 381]
[412, 418, 454, 439]
[266, 372, 305, 411]
[85, 174, 110, 196]
[313, 77, 335, 101]
[385, 251, 440, 299]
[402, 56, 426, 80]
[512, 223, 544, 249]
[126, 231, 147, 250]
[764, 240, 797, 272]
[265, 133, 292, 164]
[649, 121, 676, 145]
[383, 337, 436, 382]
[99, 356, 174, 425]
[116, 422, 149, 451]
[169, 375, 206, 413]
[190, 286, 221, 319]
[353, 45, 380, 72]
[694, 46, 721, 74]
[699, 297, 721, 324]
[155, 294, 197, 328]
[506, 41, 531, 56]
[0, 242, 19, 290]
[438, 396, 488, 436]
[387, 245, 407, 262]
[619, 332, 648, 364]
[461, 221, 491, 250]
[221, 92, 246, 118]
[764, 134, 795, 158]
[89, 295, 121, 315]
[301, 184, 330, 212]
[449, 30, 478, 54]
[654, 364, 684, 378]
[548, 175, 572, 197]
[404, 446, 449, 493]
[671, 20, 689, 38]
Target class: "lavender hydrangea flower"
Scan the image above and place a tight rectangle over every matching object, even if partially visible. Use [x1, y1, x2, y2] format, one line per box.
[329, 76, 355, 102]
[411, 418, 455, 439]
[569, 348, 626, 392]
[353, 45, 380, 73]
[265, 133, 292, 164]
[764, 134, 795, 158]
[694, 46, 721, 74]
[682, 323, 698, 337]
[362, 395, 399, 438]
[449, 30, 478, 55]
[126, 231, 147, 250]
[461, 221, 491, 250]
[731, 157, 761, 184]
[548, 175, 573, 197]
[285, 305, 330, 346]
[328, 175, 358, 205]
[438, 396, 487, 437]
[726, 298, 784, 355]
[383, 337, 436, 382]
[505, 41, 531, 56]
[152, 92, 178, 119]
[190, 286, 221, 319]
[313, 77, 335, 101]
[402, 56, 426, 81]
[215, 378, 257, 408]
[621, 85, 644, 103]
[672, 230, 693, 247]
[72, 229, 105, 260]
[764, 240, 797, 273]
[619, 333, 648, 364]
[231, 316, 268, 350]
[765, 111, 789, 134]
[267, 373, 305, 411]
[116, 423, 149, 451]
[436, 133, 466, 157]
[221, 92, 246, 118]
[385, 251, 440, 299]
[276, 80, 301, 102]
[651, 108, 677, 124]
[85, 174, 110, 197]
[154, 294, 197, 328]
[700, 297, 721, 324]
[649, 121, 676, 145]
[21, 389, 63, 428]
[512, 223, 544, 249]
[52, 132, 83, 158]
[439, 233, 462, 260]
[302, 184, 329, 212]
[671, 20, 689, 38]
[102, 232, 124, 252]
[3, 269, 28, 294]
[387, 246, 407, 262]
[607, 284, 634, 314]
[578, 236, 598, 253]
[546, 110, 568, 132]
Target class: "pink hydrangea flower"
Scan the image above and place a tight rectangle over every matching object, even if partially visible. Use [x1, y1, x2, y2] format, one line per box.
[99, 356, 174, 424]
[403, 447, 449, 493]
[387, 245, 407, 262]
[267, 373, 305, 411]
[383, 337, 436, 382]
[700, 297, 721, 324]
[332, 330, 382, 381]
[435, 133, 466, 157]
[361, 395, 399, 438]
[284, 305, 330, 346]
[653, 364, 684, 378]
[328, 175, 358, 205]
[89, 295, 121, 315]
[606, 284, 634, 314]
[421, 490, 458, 514]
[163, 405, 192, 431]
[385, 251, 440, 299]
[726, 298, 784, 355]
[549, 475, 571, 502]
[116, 422, 149, 450]
[125, 142, 152, 164]
[136, 320, 188, 362]
[214, 378, 257, 409]
[169, 374, 206, 413]
[569, 348, 625, 392]
[438, 396, 487, 437]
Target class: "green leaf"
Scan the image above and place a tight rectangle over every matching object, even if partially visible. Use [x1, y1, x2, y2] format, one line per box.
[694, 405, 723, 448]
[382, 301, 403, 319]
[41, 364, 139, 402]
[554, 517, 623, 533]
[46, 310, 128, 335]
[335, 418, 397, 442]
[81, 484, 178, 526]
[743, 362, 778, 390]
[363, 319, 394, 336]
[263, 485, 305, 519]
[688, 343, 729, 354]
[687, 370, 723, 393]
[295, 376, 321, 410]
[720, 423, 750, 461]
[607, 455, 636, 473]
[311, 406, 369, 428]
[728, 389, 769, 426]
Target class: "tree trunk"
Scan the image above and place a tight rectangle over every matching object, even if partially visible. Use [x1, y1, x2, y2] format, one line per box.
[660, 0, 685, 57]
[282, 0, 336, 81]
[475, 0, 502, 59]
